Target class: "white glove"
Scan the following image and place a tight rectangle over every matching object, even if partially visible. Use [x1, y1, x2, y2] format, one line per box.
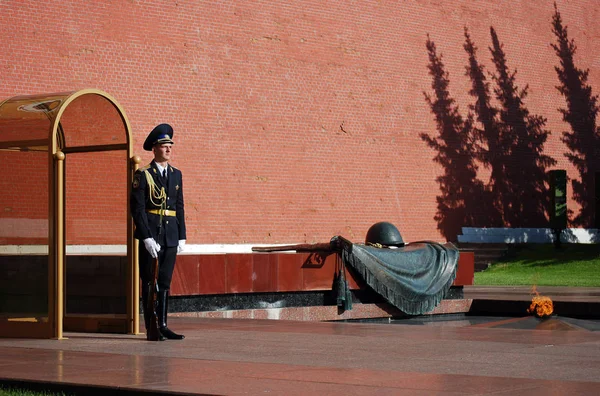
[143, 238, 161, 258]
[177, 239, 186, 254]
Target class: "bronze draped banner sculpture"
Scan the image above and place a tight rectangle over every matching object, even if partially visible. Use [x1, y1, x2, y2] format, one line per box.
[253, 236, 460, 315]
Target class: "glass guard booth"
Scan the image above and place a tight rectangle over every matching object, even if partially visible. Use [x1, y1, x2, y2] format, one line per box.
[0, 89, 139, 339]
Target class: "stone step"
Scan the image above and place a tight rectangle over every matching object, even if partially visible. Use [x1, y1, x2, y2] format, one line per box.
[473, 252, 507, 259]
[458, 242, 512, 249]
[458, 243, 510, 272]
[458, 227, 599, 244]
[474, 263, 491, 272]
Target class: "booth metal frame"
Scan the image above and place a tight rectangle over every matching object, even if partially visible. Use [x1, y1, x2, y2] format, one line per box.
[0, 89, 139, 339]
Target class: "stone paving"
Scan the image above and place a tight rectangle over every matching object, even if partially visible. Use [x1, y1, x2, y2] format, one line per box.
[0, 287, 599, 395]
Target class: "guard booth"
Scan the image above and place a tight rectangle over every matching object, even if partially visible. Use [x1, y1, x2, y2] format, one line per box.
[0, 89, 139, 339]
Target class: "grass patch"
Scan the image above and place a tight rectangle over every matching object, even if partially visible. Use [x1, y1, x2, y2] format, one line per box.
[474, 244, 600, 287]
[0, 388, 68, 396]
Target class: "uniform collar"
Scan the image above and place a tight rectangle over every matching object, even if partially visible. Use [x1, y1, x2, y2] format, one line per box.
[152, 160, 169, 175]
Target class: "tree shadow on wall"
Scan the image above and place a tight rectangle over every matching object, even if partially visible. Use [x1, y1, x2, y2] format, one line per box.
[551, 4, 600, 228]
[488, 27, 556, 227]
[421, 35, 494, 241]
[463, 28, 504, 227]
[423, 27, 557, 240]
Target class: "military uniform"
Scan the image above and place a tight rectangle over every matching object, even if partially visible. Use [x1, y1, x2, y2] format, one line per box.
[130, 123, 186, 341]
[131, 160, 186, 288]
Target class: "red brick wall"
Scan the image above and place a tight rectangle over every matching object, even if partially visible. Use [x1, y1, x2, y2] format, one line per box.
[62, 94, 129, 245]
[1, 1, 598, 244]
[65, 151, 128, 245]
[0, 152, 48, 245]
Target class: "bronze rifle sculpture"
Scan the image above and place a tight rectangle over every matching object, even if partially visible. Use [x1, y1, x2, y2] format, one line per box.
[146, 219, 165, 341]
[251, 235, 353, 253]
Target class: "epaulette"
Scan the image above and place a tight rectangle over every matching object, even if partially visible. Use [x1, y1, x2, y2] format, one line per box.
[138, 164, 151, 172]
[169, 165, 178, 171]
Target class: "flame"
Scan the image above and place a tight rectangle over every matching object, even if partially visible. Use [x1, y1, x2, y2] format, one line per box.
[527, 285, 554, 318]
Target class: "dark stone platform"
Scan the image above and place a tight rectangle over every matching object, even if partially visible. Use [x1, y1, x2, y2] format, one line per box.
[1, 286, 599, 395]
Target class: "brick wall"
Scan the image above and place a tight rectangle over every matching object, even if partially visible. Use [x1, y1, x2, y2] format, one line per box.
[1, 1, 598, 245]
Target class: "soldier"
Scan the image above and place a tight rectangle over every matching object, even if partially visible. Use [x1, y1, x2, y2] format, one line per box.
[131, 123, 186, 341]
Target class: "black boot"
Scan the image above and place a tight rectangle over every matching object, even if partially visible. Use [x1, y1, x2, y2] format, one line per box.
[157, 290, 185, 340]
[142, 283, 165, 341]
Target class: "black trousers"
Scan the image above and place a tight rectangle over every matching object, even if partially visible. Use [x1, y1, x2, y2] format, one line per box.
[138, 240, 177, 291]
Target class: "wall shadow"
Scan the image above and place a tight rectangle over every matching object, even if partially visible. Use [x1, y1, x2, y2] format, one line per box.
[488, 26, 556, 227]
[551, 4, 600, 228]
[421, 35, 491, 241]
[423, 27, 557, 240]
[463, 27, 504, 227]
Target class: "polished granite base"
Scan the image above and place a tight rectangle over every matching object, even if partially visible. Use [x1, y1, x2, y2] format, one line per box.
[168, 286, 464, 313]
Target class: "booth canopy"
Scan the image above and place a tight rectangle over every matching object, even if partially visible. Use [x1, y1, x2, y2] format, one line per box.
[0, 89, 131, 154]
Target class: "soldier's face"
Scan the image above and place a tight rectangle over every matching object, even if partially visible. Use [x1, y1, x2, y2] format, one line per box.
[153, 143, 172, 162]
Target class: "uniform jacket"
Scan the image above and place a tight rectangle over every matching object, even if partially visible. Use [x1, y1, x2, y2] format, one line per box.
[131, 160, 186, 248]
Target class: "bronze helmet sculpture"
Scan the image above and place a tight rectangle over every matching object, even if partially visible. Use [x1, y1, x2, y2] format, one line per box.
[365, 221, 405, 247]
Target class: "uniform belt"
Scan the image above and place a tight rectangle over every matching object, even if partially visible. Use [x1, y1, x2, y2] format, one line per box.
[147, 209, 177, 217]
